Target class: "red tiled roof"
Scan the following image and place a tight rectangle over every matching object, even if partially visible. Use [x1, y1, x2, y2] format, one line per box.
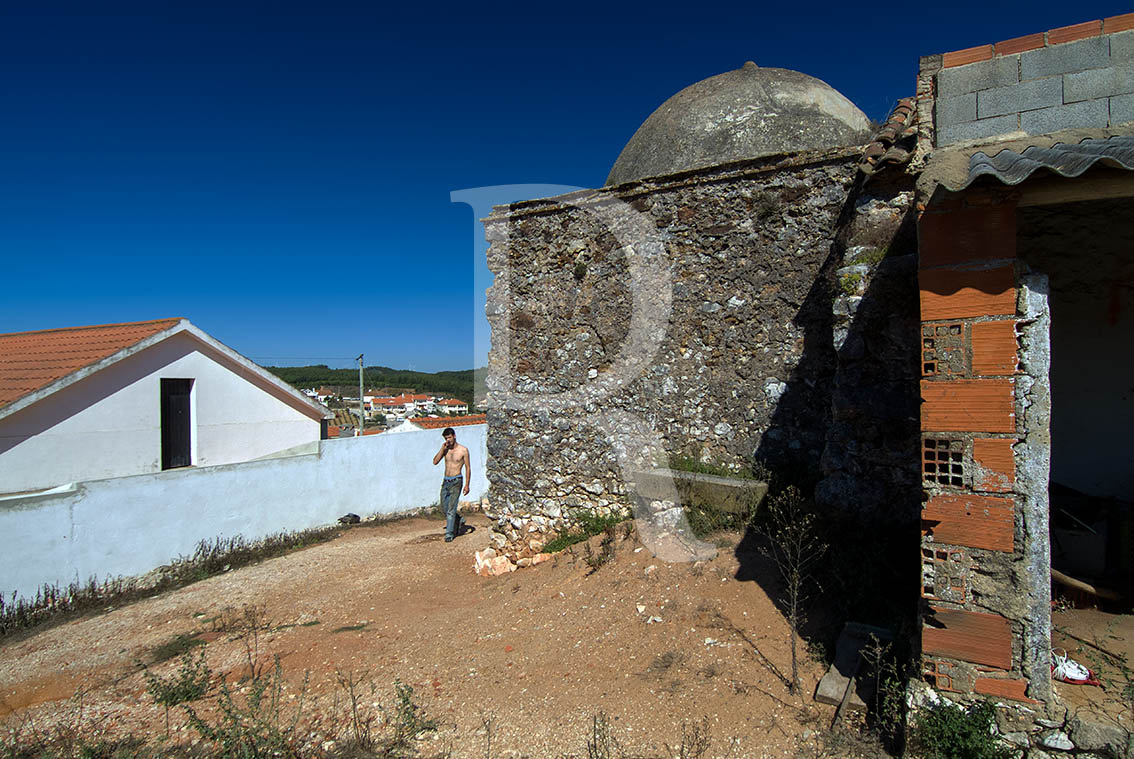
[0, 318, 182, 409]
[378, 393, 434, 406]
[859, 97, 917, 176]
[438, 398, 467, 406]
[413, 414, 486, 429]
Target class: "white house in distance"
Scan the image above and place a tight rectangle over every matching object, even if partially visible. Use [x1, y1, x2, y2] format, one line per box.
[0, 318, 331, 495]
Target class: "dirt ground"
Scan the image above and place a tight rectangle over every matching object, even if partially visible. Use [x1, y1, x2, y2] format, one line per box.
[0, 514, 841, 758]
[1050, 604, 1134, 730]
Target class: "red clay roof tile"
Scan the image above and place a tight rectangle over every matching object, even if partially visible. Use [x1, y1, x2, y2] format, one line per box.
[0, 318, 182, 409]
[859, 97, 917, 176]
[413, 414, 486, 429]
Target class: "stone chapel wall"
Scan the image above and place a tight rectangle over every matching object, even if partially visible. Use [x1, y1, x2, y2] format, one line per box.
[481, 149, 920, 556]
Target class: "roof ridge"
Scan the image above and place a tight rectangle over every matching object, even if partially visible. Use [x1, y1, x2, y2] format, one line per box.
[0, 317, 183, 340]
[859, 97, 918, 176]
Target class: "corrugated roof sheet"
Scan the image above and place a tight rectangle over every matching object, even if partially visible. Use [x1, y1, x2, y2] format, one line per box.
[947, 135, 1134, 191]
[0, 318, 181, 408]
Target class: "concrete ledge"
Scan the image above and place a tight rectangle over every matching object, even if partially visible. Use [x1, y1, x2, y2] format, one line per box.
[633, 468, 768, 514]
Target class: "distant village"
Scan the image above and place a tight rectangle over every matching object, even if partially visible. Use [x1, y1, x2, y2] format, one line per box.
[304, 386, 483, 437]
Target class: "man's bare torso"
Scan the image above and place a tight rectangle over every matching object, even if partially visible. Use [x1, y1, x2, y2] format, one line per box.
[443, 444, 468, 477]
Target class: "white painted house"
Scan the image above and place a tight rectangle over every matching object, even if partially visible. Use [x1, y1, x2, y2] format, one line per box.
[0, 318, 331, 495]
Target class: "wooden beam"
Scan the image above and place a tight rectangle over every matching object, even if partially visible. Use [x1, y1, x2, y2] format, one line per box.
[1018, 170, 1134, 207]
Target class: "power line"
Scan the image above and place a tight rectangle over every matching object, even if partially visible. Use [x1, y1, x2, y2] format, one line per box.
[249, 356, 357, 362]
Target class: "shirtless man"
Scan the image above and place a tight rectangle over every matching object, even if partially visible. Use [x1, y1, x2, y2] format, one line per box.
[432, 427, 470, 542]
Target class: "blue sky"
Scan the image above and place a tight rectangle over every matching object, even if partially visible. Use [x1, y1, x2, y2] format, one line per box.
[2, 2, 1129, 371]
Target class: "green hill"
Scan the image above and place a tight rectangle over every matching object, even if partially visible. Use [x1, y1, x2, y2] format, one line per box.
[264, 365, 480, 406]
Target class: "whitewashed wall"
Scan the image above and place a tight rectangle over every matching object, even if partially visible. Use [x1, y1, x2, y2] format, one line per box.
[0, 424, 487, 599]
[0, 333, 322, 494]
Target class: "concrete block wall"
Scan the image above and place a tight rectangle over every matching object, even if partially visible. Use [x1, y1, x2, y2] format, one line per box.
[917, 195, 1050, 704]
[927, 14, 1134, 146]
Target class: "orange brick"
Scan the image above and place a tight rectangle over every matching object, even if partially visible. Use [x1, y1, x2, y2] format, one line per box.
[1104, 13, 1134, 33]
[973, 438, 1015, 493]
[943, 45, 994, 68]
[972, 320, 1018, 375]
[921, 378, 1015, 433]
[923, 493, 1015, 552]
[919, 206, 1016, 269]
[995, 33, 1046, 56]
[920, 266, 1016, 320]
[974, 677, 1038, 702]
[923, 607, 1013, 669]
[1048, 20, 1102, 45]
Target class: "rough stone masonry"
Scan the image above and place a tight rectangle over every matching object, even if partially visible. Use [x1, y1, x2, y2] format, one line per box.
[481, 147, 920, 560]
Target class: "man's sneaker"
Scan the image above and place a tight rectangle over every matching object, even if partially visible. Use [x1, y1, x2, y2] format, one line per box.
[444, 536, 454, 542]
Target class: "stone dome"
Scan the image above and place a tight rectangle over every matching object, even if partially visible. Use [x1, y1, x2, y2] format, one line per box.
[606, 62, 872, 186]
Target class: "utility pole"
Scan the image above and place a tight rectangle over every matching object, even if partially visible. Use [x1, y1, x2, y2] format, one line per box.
[357, 354, 364, 435]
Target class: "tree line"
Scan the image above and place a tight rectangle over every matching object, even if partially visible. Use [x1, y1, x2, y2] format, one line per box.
[264, 365, 477, 405]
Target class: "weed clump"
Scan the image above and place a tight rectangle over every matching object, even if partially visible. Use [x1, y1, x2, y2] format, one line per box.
[668, 456, 757, 479]
[184, 656, 308, 759]
[684, 493, 761, 539]
[580, 525, 618, 574]
[543, 510, 628, 554]
[0, 525, 347, 640]
[756, 486, 827, 695]
[908, 700, 1011, 759]
[141, 646, 212, 735]
[582, 711, 715, 759]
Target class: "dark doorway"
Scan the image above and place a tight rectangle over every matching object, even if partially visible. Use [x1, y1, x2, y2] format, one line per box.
[161, 378, 193, 470]
[1018, 198, 1134, 584]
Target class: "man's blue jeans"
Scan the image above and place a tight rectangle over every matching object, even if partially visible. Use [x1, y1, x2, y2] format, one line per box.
[440, 475, 463, 539]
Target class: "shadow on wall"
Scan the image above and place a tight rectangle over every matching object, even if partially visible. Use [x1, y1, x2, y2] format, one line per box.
[734, 172, 923, 654]
[0, 338, 199, 457]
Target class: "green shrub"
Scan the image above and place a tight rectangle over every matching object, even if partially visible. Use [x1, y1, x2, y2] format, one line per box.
[684, 502, 754, 538]
[141, 646, 211, 734]
[850, 246, 888, 266]
[543, 510, 628, 554]
[184, 656, 308, 759]
[839, 272, 863, 296]
[388, 680, 437, 746]
[582, 527, 618, 574]
[909, 700, 1011, 759]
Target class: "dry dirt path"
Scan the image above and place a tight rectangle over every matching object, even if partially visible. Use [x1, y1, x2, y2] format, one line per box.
[1, 514, 828, 758]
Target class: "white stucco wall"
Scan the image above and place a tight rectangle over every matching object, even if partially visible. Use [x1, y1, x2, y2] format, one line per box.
[0, 424, 487, 599]
[0, 332, 323, 494]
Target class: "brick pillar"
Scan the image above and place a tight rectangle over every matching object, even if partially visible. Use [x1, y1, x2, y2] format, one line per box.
[917, 197, 1042, 704]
